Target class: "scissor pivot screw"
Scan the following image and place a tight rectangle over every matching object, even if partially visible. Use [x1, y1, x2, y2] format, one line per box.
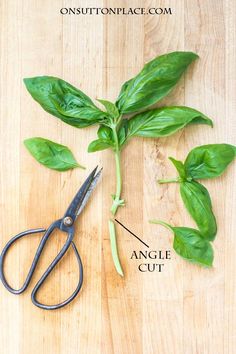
[63, 216, 73, 226]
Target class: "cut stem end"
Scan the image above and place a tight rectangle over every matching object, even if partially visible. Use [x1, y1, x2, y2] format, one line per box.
[108, 220, 124, 276]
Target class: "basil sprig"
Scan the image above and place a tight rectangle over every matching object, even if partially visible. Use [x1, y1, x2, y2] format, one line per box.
[152, 144, 236, 266]
[23, 51, 213, 275]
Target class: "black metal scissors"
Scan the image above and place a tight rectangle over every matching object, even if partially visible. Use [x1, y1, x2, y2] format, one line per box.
[0, 167, 102, 310]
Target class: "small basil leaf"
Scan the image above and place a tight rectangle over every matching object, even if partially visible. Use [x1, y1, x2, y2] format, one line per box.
[184, 144, 236, 179]
[88, 139, 113, 153]
[97, 125, 113, 140]
[116, 51, 199, 114]
[180, 181, 217, 240]
[97, 99, 120, 119]
[121, 106, 212, 143]
[24, 137, 83, 171]
[173, 226, 213, 267]
[169, 157, 186, 180]
[88, 125, 115, 152]
[24, 76, 106, 128]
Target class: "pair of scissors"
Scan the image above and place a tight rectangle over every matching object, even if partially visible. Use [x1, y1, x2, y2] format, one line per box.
[0, 167, 102, 310]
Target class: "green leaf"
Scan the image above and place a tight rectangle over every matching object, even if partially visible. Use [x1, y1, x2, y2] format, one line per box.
[97, 125, 113, 140]
[87, 125, 114, 152]
[24, 76, 107, 128]
[24, 137, 83, 171]
[180, 181, 217, 240]
[184, 144, 236, 180]
[88, 139, 113, 152]
[116, 51, 199, 114]
[173, 226, 213, 267]
[108, 220, 124, 276]
[116, 79, 132, 113]
[97, 99, 120, 119]
[120, 106, 213, 143]
[150, 220, 213, 267]
[169, 157, 186, 179]
[117, 119, 129, 146]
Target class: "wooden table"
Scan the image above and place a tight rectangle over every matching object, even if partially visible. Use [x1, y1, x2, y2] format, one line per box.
[0, 1, 235, 353]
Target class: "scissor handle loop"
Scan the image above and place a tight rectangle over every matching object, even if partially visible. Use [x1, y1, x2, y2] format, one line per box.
[31, 241, 83, 310]
[0, 227, 46, 294]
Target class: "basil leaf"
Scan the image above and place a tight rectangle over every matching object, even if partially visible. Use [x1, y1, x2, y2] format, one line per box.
[97, 125, 113, 140]
[97, 99, 120, 119]
[24, 76, 106, 128]
[116, 51, 199, 114]
[180, 181, 217, 240]
[169, 157, 186, 179]
[88, 125, 114, 152]
[173, 226, 213, 267]
[88, 139, 113, 152]
[115, 78, 132, 112]
[24, 137, 83, 171]
[120, 106, 212, 143]
[150, 221, 213, 266]
[184, 144, 236, 179]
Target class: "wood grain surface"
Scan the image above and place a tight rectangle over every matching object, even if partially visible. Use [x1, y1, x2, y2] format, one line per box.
[0, 1, 235, 353]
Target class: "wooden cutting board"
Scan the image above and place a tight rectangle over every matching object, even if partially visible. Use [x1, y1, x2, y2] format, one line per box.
[0, 1, 235, 353]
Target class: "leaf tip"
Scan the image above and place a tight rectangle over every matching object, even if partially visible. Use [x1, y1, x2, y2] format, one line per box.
[23, 77, 32, 88]
[204, 117, 214, 128]
[87, 141, 95, 153]
[209, 119, 214, 128]
[23, 137, 32, 148]
[187, 51, 199, 60]
[193, 52, 199, 59]
[77, 163, 86, 170]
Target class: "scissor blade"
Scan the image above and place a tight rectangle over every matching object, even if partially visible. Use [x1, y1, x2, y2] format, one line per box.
[75, 168, 102, 218]
[63, 167, 102, 221]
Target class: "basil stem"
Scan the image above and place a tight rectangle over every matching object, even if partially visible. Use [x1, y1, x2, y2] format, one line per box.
[149, 219, 173, 232]
[108, 220, 124, 276]
[108, 120, 124, 276]
[158, 177, 181, 184]
[111, 125, 123, 215]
